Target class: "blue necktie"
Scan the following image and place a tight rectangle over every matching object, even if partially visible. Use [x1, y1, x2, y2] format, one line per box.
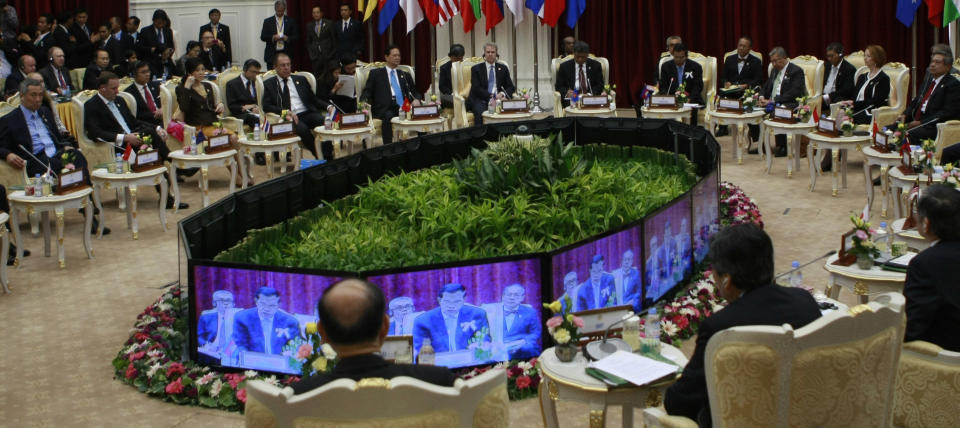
[677, 65, 684, 83]
[389, 69, 403, 107]
[488, 64, 496, 94]
[32, 113, 56, 158]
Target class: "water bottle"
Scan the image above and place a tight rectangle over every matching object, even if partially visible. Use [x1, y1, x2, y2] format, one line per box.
[418, 338, 435, 365]
[33, 174, 43, 197]
[789, 260, 803, 288]
[395, 343, 413, 364]
[875, 222, 890, 258]
[324, 114, 333, 130]
[253, 124, 262, 141]
[622, 315, 641, 351]
[643, 308, 661, 353]
[190, 135, 198, 155]
[115, 154, 124, 174]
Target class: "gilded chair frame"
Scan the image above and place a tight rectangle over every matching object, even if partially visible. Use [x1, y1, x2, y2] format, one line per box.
[893, 340, 960, 427]
[214, 65, 249, 133]
[768, 55, 824, 112]
[70, 68, 86, 91]
[550, 54, 610, 118]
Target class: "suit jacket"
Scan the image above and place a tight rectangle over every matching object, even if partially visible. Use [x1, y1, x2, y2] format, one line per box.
[823, 59, 857, 104]
[335, 18, 364, 58]
[260, 15, 298, 63]
[658, 59, 704, 104]
[124, 81, 163, 126]
[468, 61, 516, 107]
[201, 47, 228, 72]
[230, 308, 301, 355]
[664, 284, 821, 426]
[555, 58, 605, 96]
[291, 354, 457, 394]
[762, 62, 806, 108]
[102, 32, 135, 67]
[39, 64, 75, 93]
[83, 93, 154, 144]
[82, 64, 104, 90]
[412, 305, 490, 355]
[22, 32, 55, 69]
[4, 70, 25, 97]
[903, 74, 960, 124]
[199, 22, 232, 63]
[151, 58, 180, 81]
[904, 240, 960, 352]
[176, 82, 220, 126]
[576, 273, 618, 311]
[851, 71, 890, 123]
[361, 67, 420, 119]
[136, 25, 174, 68]
[262, 74, 329, 115]
[69, 22, 95, 69]
[306, 19, 336, 63]
[721, 53, 762, 89]
[51, 25, 75, 64]
[0, 106, 68, 161]
[438, 60, 454, 95]
[197, 309, 238, 348]
[613, 266, 642, 310]
[484, 303, 541, 360]
[226, 76, 258, 117]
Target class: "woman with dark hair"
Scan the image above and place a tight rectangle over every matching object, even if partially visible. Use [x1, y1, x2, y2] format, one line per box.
[839, 45, 891, 125]
[316, 55, 357, 113]
[176, 41, 201, 78]
[153, 46, 180, 80]
[176, 57, 246, 184]
[115, 49, 138, 77]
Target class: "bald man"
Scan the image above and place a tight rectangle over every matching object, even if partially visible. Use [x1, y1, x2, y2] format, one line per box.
[291, 279, 456, 394]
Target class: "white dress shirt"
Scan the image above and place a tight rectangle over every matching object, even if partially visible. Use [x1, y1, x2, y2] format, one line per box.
[823, 60, 841, 103]
[259, 315, 274, 354]
[282, 77, 307, 114]
[442, 311, 458, 351]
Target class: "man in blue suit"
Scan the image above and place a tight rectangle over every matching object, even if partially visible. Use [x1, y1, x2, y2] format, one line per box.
[231, 287, 301, 355]
[197, 290, 236, 356]
[576, 255, 617, 311]
[387, 296, 415, 336]
[485, 284, 541, 360]
[413, 283, 490, 357]
[645, 236, 665, 306]
[613, 249, 642, 311]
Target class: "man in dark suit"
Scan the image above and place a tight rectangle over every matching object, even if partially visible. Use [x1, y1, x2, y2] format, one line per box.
[124, 61, 163, 126]
[39, 46, 74, 95]
[362, 44, 420, 145]
[50, 12, 75, 66]
[4, 54, 34, 97]
[438, 44, 464, 109]
[198, 9, 231, 65]
[306, 6, 337, 82]
[576, 254, 618, 311]
[898, 50, 960, 153]
[103, 17, 134, 68]
[292, 279, 457, 394]
[652, 35, 682, 86]
[658, 43, 704, 126]
[197, 289, 236, 357]
[260, 0, 298, 70]
[665, 223, 821, 426]
[199, 29, 227, 72]
[468, 42, 515, 126]
[135, 10, 174, 73]
[230, 286, 301, 356]
[412, 283, 491, 358]
[225, 59, 263, 129]
[485, 284, 541, 360]
[555, 41, 605, 108]
[82, 48, 110, 90]
[17, 14, 55, 70]
[903, 184, 960, 352]
[761, 46, 807, 157]
[719, 36, 762, 139]
[820, 42, 859, 172]
[69, 9, 100, 69]
[335, 2, 364, 61]
[262, 53, 333, 159]
[125, 16, 140, 42]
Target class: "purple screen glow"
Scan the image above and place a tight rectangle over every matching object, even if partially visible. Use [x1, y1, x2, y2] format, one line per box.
[692, 170, 720, 263]
[643, 197, 693, 305]
[551, 226, 643, 313]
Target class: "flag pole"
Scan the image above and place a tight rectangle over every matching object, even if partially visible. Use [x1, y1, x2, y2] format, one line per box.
[511, 13, 518, 82]
[912, 10, 918, 96]
[431, 25, 437, 96]
[470, 29, 476, 57]
[530, 13, 543, 113]
[367, 20, 374, 62]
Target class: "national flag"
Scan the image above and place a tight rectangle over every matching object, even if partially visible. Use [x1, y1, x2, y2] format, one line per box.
[945, 0, 960, 25]
[541, 0, 565, 26]
[460, 0, 478, 32]
[378, 0, 401, 34]
[872, 121, 880, 138]
[359, 0, 378, 22]
[483, 0, 504, 33]
[565, 0, 585, 28]
[640, 84, 656, 102]
[908, 181, 921, 201]
[896, 0, 922, 27]
[504, 0, 524, 25]
[525, 0, 545, 16]
[925, 0, 943, 26]
[419, 0, 440, 25]
[813, 107, 820, 124]
[331, 108, 340, 123]
[399, 0, 424, 33]
[122, 142, 136, 164]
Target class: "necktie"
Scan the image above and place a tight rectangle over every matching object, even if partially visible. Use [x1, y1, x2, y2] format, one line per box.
[216, 316, 226, 351]
[247, 80, 255, 98]
[343, 21, 347, 32]
[772, 70, 783, 98]
[144, 86, 157, 113]
[212, 24, 218, 39]
[108, 100, 132, 134]
[916, 80, 937, 120]
[57, 69, 67, 89]
[488, 64, 496, 94]
[83, 25, 89, 37]
[316, 22, 321, 36]
[578, 64, 589, 93]
[32, 113, 56, 158]
[390, 69, 404, 107]
[157, 28, 163, 44]
[281, 78, 291, 110]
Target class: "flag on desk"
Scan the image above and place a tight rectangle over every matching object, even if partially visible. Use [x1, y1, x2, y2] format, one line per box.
[896, 0, 921, 27]
[483, 0, 504, 33]
[945, 0, 960, 25]
[399, 0, 424, 33]
[565, 0, 586, 28]
[504, 0, 524, 25]
[377, 0, 401, 34]
[925, 0, 943, 26]
[122, 142, 136, 164]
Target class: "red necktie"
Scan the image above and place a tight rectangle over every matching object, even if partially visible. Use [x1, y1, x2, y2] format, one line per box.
[578, 65, 589, 94]
[144, 86, 157, 113]
[915, 80, 936, 121]
[57, 70, 67, 89]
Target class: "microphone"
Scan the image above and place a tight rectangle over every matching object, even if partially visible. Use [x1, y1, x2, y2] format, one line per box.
[18, 145, 58, 178]
[667, 77, 675, 94]
[583, 312, 635, 361]
[774, 250, 837, 281]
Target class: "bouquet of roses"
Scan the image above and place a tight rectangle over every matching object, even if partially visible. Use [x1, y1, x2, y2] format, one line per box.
[542, 296, 584, 346]
[740, 88, 757, 111]
[793, 96, 811, 122]
[849, 214, 880, 260]
[675, 82, 688, 105]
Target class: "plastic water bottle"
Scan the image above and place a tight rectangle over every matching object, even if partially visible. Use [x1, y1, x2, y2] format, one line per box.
[115, 154, 124, 174]
[643, 308, 661, 353]
[418, 338, 435, 365]
[324, 114, 333, 130]
[622, 315, 641, 351]
[33, 174, 43, 197]
[876, 222, 890, 258]
[253, 124, 262, 141]
[789, 260, 803, 288]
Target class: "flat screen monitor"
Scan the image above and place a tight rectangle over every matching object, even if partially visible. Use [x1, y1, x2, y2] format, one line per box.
[190, 262, 347, 375]
[551, 224, 644, 313]
[366, 257, 543, 369]
[692, 169, 720, 263]
[642, 196, 693, 307]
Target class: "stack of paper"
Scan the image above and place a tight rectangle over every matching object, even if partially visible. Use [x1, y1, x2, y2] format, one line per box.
[586, 350, 680, 387]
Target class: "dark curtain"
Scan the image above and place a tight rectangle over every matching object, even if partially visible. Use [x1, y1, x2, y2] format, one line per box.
[12, 0, 127, 32]
[558, 0, 948, 105]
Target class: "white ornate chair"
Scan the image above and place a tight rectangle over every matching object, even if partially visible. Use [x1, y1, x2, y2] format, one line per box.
[356, 62, 415, 141]
[214, 65, 248, 133]
[0, 102, 23, 188]
[688, 52, 717, 126]
[550, 54, 610, 118]
[845, 50, 866, 71]
[70, 68, 86, 91]
[72, 89, 116, 168]
[158, 78, 188, 152]
[244, 368, 508, 428]
[433, 56, 457, 129]
[893, 340, 960, 428]
[830, 62, 911, 128]
[768, 55, 823, 112]
[643, 292, 905, 428]
[452, 57, 484, 129]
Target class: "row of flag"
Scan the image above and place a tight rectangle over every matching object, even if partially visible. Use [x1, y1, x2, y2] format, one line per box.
[897, 0, 960, 27]
[358, 0, 587, 35]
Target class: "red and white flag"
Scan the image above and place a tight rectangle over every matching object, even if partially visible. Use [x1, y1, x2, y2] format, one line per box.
[122, 142, 136, 164]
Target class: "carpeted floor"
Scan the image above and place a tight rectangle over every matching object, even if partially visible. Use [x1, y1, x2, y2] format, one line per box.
[0, 116, 871, 427]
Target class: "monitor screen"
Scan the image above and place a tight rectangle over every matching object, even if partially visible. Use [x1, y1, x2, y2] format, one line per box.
[642, 196, 693, 307]
[692, 170, 720, 263]
[551, 225, 643, 313]
[191, 264, 345, 375]
[366, 257, 543, 369]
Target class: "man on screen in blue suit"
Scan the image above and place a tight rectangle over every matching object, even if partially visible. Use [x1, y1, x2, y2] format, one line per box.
[231, 287, 301, 355]
[613, 249, 642, 311]
[484, 284, 541, 360]
[413, 283, 490, 356]
[198, 290, 237, 356]
[576, 255, 617, 311]
[388, 296, 415, 336]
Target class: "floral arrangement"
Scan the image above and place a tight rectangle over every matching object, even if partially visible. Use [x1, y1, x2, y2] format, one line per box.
[59, 151, 77, 173]
[675, 82, 689, 105]
[848, 214, 880, 260]
[281, 322, 337, 377]
[358, 101, 372, 120]
[793, 96, 811, 122]
[457, 358, 541, 401]
[921, 138, 938, 169]
[640, 269, 725, 344]
[137, 135, 154, 154]
[601, 84, 617, 105]
[840, 108, 855, 134]
[941, 163, 959, 187]
[468, 327, 494, 361]
[882, 122, 907, 151]
[280, 109, 290, 122]
[719, 181, 764, 228]
[542, 296, 584, 346]
[518, 88, 532, 108]
[740, 88, 757, 112]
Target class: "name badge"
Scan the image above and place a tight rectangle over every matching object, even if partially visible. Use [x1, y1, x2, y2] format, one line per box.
[774, 107, 793, 120]
[271, 122, 294, 135]
[818, 117, 836, 132]
[651, 95, 676, 106]
[341, 113, 366, 125]
[59, 169, 84, 186]
[137, 150, 159, 166]
[718, 99, 741, 110]
[209, 135, 230, 149]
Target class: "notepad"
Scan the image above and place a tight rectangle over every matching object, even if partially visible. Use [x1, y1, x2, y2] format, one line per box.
[587, 350, 680, 387]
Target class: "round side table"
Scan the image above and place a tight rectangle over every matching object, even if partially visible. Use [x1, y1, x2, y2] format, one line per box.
[891, 218, 931, 252]
[390, 117, 445, 142]
[168, 149, 239, 211]
[805, 132, 871, 196]
[822, 253, 906, 305]
[8, 188, 94, 269]
[861, 146, 902, 219]
[709, 110, 765, 164]
[762, 120, 816, 176]
[90, 167, 168, 240]
[640, 106, 692, 124]
[481, 111, 535, 124]
[239, 136, 302, 185]
[312, 126, 376, 159]
[563, 106, 618, 118]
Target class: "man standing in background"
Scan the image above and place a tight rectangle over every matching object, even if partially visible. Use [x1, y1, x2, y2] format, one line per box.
[335, 2, 364, 61]
[199, 9, 231, 65]
[306, 6, 336, 83]
[260, 0, 298, 70]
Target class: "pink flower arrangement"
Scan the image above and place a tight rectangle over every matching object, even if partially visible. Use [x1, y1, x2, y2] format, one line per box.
[125, 363, 138, 379]
[295, 343, 312, 360]
[164, 378, 184, 395]
[515, 375, 532, 389]
[224, 373, 245, 389]
[572, 316, 584, 329]
[235, 388, 247, 403]
[166, 362, 185, 378]
[545, 316, 563, 329]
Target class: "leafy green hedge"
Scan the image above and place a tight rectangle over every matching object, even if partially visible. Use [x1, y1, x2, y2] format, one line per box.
[216, 136, 698, 271]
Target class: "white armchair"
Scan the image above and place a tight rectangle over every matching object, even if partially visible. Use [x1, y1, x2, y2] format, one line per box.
[769, 55, 823, 112]
[357, 62, 416, 141]
[452, 57, 484, 128]
[244, 368, 508, 428]
[158, 79, 189, 152]
[214, 66, 246, 134]
[829, 62, 910, 130]
[72, 90, 116, 168]
[893, 340, 960, 428]
[550, 54, 610, 118]
[644, 292, 905, 428]
[688, 52, 717, 126]
[0, 102, 25, 188]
